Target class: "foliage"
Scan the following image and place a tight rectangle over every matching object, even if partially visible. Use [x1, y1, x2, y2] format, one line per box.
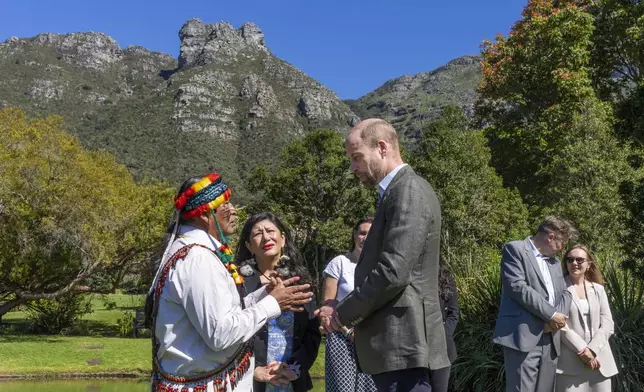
[247, 129, 375, 288]
[450, 256, 504, 392]
[410, 105, 530, 263]
[477, 0, 635, 252]
[116, 310, 135, 338]
[602, 258, 644, 392]
[0, 108, 171, 316]
[26, 293, 93, 335]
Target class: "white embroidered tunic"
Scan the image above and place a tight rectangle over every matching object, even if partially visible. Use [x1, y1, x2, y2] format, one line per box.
[155, 225, 281, 391]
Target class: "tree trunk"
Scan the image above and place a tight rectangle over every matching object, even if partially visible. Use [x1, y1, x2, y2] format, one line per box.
[0, 297, 28, 318]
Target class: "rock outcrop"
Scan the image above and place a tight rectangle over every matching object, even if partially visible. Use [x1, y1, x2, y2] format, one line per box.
[0, 19, 358, 198]
[346, 55, 481, 138]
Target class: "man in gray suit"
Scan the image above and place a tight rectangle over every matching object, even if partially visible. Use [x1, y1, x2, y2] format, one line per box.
[494, 217, 578, 392]
[315, 119, 449, 392]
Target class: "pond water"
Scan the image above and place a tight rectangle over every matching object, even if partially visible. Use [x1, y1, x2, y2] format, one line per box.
[0, 379, 325, 391]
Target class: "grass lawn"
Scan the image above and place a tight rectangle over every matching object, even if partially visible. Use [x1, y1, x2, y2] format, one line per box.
[0, 334, 326, 377]
[0, 294, 326, 377]
[0, 335, 149, 375]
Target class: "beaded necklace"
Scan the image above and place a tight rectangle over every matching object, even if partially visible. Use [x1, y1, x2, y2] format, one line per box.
[212, 210, 244, 285]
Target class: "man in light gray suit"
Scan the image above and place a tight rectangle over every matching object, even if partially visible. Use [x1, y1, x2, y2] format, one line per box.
[494, 217, 578, 392]
[315, 119, 449, 392]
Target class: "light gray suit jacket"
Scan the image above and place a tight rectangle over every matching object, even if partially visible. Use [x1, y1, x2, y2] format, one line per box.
[557, 280, 618, 378]
[493, 237, 572, 355]
[336, 165, 450, 375]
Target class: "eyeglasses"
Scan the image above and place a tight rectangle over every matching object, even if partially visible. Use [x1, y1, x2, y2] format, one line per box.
[565, 256, 587, 264]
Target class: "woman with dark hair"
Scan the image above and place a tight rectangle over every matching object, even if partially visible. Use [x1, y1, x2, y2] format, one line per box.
[430, 263, 459, 392]
[556, 245, 617, 392]
[235, 212, 321, 392]
[321, 217, 377, 392]
[146, 174, 313, 392]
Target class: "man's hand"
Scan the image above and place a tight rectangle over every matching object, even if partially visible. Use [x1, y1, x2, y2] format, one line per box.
[314, 300, 340, 334]
[267, 277, 313, 312]
[547, 312, 567, 331]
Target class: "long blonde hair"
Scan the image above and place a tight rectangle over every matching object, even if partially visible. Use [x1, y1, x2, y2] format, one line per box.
[564, 244, 605, 285]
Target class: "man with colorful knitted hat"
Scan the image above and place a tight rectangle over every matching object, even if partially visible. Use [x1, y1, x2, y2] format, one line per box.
[147, 173, 313, 392]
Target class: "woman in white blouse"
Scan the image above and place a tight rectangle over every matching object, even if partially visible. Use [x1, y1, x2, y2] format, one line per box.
[556, 245, 618, 392]
[321, 217, 377, 392]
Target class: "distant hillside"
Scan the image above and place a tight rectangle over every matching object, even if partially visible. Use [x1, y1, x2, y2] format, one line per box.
[345, 55, 481, 139]
[0, 19, 358, 200]
[0, 21, 482, 199]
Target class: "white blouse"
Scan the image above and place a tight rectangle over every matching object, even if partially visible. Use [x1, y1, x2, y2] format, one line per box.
[578, 298, 592, 341]
[155, 225, 281, 391]
[323, 254, 357, 302]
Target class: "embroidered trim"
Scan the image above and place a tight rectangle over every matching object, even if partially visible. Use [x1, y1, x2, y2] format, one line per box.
[151, 244, 252, 392]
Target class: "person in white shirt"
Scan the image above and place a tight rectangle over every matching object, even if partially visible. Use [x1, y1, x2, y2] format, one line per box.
[146, 173, 313, 392]
[321, 217, 377, 392]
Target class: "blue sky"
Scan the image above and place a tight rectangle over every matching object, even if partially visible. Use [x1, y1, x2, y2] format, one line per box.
[1, 0, 526, 99]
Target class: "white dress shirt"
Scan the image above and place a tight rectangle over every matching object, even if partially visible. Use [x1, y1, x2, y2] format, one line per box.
[378, 163, 408, 201]
[528, 237, 556, 308]
[155, 225, 281, 391]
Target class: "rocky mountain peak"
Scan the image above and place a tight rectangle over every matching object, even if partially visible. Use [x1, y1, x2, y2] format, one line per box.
[346, 55, 481, 138]
[178, 19, 268, 69]
[31, 32, 122, 71]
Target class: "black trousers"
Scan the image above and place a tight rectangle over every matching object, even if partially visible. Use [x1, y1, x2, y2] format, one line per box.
[429, 366, 450, 392]
[372, 367, 432, 392]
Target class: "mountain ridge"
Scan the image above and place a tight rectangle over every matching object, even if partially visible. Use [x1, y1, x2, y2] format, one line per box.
[0, 20, 481, 200]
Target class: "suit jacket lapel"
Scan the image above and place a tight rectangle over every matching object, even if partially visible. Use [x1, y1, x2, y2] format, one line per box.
[523, 238, 548, 290]
[546, 257, 563, 291]
[378, 165, 412, 210]
[587, 280, 599, 336]
[359, 166, 413, 266]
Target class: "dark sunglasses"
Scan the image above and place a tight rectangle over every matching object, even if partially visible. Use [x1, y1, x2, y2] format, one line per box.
[565, 256, 587, 264]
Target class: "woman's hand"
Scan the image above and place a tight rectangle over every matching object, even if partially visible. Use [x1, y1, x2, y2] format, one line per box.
[266, 362, 292, 385]
[253, 363, 290, 385]
[586, 357, 601, 370]
[578, 347, 595, 364]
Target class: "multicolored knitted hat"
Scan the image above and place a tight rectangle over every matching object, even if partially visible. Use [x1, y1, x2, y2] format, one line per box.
[174, 173, 231, 219]
[148, 172, 238, 295]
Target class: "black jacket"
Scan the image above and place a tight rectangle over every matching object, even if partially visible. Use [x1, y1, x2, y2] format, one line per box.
[439, 269, 459, 363]
[242, 272, 321, 392]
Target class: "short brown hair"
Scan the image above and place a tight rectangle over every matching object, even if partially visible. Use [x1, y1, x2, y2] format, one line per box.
[537, 216, 579, 243]
[359, 119, 399, 149]
[564, 244, 605, 285]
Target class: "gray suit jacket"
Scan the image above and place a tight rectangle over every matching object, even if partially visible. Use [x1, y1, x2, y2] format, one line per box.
[336, 165, 450, 375]
[493, 238, 572, 355]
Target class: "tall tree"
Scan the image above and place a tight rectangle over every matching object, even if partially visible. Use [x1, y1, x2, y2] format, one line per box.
[247, 129, 374, 287]
[477, 0, 634, 250]
[410, 106, 530, 264]
[0, 108, 171, 316]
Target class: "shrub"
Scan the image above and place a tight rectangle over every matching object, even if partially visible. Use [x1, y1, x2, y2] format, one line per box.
[26, 293, 93, 334]
[451, 255, 504, 392]
[603, 259, 644, 392]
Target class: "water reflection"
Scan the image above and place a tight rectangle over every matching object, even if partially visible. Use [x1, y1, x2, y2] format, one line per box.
[0, 379, 325, 391]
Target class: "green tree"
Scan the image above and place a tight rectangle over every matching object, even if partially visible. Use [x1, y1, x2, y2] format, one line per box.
[0, 108, 171, 316]
[410, 106, 530, 263]
[247, 129, 374, 287]
[477, 0, 634, 251]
